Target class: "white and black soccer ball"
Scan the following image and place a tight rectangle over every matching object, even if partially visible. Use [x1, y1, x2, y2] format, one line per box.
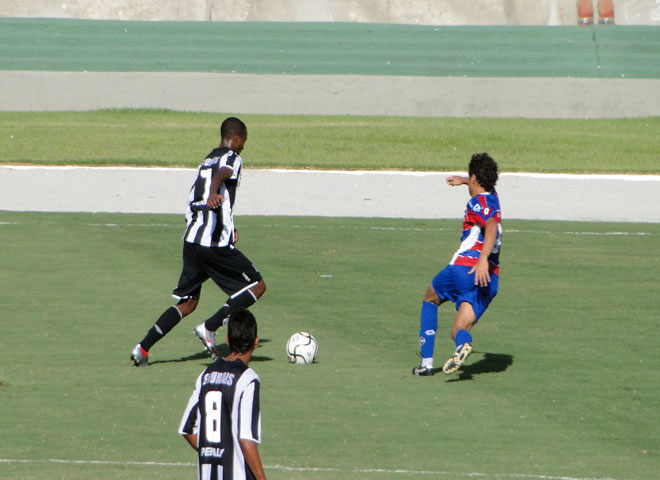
[286, 331, 318, 364]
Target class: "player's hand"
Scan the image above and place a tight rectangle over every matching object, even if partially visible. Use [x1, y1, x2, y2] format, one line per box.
[469, 260, 491, 287]
[446, 176, 468, 186]
[207, 193, 224, 209]
[234, 229, 239, 243]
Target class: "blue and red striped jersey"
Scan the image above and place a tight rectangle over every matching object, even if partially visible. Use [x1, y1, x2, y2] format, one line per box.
[449, 191, 502, 275]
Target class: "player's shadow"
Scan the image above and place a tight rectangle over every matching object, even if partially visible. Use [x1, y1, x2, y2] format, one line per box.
[443, 352, 513, 382]
[150, 338, 274, 365]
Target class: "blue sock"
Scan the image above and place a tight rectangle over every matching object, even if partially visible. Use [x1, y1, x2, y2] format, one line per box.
[455, 329, 472, 349]
[419, 301, 438, 361]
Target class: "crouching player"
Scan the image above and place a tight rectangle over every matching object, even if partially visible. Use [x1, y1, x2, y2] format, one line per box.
[413, 153, 502, 376]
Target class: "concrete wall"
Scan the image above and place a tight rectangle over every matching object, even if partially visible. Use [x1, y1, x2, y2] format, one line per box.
[2, 0, 660, 25]
[4, 71, 660, 119]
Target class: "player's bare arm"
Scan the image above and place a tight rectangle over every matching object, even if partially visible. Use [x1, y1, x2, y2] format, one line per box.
[446, 175, 469, 186]
[469, 217, 498, 287]
[239, 439, 267, 480]
[206, 166, 233, 209]
[183, 433, 198, 451]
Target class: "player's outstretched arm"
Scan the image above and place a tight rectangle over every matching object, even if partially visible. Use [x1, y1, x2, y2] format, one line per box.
[446, 175, 468, 186]
[239, 439, 267, 480]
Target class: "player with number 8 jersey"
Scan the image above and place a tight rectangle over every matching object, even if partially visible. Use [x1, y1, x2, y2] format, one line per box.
[179, 309, 266, 480]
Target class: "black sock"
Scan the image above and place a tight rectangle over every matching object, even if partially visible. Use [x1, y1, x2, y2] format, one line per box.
[205, 288, 257, 331]
[140, 306, 183, 351]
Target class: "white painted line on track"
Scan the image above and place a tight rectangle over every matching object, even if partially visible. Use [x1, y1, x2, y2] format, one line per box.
[0, 458, 621, 480]
[2, 220, 658, 236]
[4, 165, 659, 182]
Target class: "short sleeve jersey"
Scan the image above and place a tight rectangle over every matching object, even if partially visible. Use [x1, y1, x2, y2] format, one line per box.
[183, 147, 242, 248]
[179, 358, 261, 480]
[449, 191, 502, 275]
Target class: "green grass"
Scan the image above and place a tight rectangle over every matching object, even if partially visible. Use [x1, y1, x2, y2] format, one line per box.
[1, 110, 659, 173]
[1, 211, 660, 480]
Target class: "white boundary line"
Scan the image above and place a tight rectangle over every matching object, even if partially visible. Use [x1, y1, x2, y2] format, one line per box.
[0, 458, 620, 480]
[2, 220, 658, 236]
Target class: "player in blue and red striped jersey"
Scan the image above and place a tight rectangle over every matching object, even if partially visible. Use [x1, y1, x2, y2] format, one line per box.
[413, 153, 502, 376]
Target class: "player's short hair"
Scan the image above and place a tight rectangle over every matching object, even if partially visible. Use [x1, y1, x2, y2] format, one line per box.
[227, 309, 257, 354]
[469, 153, 499, 192]
[220, 117, 247, 141]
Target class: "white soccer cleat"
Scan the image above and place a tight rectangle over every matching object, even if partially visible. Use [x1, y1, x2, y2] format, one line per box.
[442, 343, 472, 375]
[411, 365, 435, 376]
[194, 323, 218, 359]
[130, 344, 148, 367]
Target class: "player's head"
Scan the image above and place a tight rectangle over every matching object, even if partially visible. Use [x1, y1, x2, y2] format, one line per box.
[468, 153, 498, 192]
[227, 309, 258, 354]
[221, 117, 247, 140]
[220, 117, 248, 153]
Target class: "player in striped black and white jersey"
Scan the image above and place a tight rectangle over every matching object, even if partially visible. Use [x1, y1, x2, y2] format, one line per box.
[412, 153, 502, 376]
[179, 309, 266, 480]
[131, 117, 266, 366]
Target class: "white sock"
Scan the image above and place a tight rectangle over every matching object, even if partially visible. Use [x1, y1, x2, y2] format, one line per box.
[421, 357, 434, 368]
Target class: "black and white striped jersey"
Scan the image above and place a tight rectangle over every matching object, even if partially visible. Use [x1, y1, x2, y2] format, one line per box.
[184, 147, 242, 247]
[179, 358, 262, 480]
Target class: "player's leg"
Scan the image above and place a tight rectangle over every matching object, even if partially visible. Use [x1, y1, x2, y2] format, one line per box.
[441, 272, 498, 374]
[412, 285, 442, 376]
[204, 279, 266, 331]
[193, 246, 266, 357]
[144, 298, 200, 348]
[193, 280, 265, 358]
[413, 266, 458, 376]
[131, 298, 199, 365]
[442, 302, 476, 374]
[131, 243, 205, 366]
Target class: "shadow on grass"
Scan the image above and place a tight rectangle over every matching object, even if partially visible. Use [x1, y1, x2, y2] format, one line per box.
[149, 338, 274, 365]
[444, 352, 513, 382]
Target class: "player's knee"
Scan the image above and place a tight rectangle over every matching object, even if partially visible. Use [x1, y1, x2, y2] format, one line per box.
[423, 285, 440, 305]
[252, 279, 267, 298]
[177, 298, 198, 317]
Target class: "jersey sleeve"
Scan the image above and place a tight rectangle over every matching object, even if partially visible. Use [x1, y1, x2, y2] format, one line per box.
[178, 371, 204, 436]
[466, 194, 498, 227]
[237, 372, 261, 444]
[219, 152, 241, 174]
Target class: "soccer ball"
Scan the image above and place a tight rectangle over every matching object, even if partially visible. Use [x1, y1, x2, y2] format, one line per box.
[286, 332, 318, 364]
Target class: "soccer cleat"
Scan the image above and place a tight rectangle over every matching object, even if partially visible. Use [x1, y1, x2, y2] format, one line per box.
[194, 323, 218, 359]
[412, 365, 435, 376]
[130, 344, 148, 367]
[442, 343, 472, 374]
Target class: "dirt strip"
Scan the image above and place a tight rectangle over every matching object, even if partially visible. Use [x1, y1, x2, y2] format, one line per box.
[2, 166, 658, 222]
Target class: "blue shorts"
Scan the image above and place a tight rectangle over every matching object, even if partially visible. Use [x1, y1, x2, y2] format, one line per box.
[431, 265, 498, 321]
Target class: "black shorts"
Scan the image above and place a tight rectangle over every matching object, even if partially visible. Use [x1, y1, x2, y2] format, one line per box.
[172, 242, 263, 300]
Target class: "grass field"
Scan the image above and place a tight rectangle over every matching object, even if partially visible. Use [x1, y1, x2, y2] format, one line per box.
[1, 211, 659, 480]
[1, 110, 659, 173]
